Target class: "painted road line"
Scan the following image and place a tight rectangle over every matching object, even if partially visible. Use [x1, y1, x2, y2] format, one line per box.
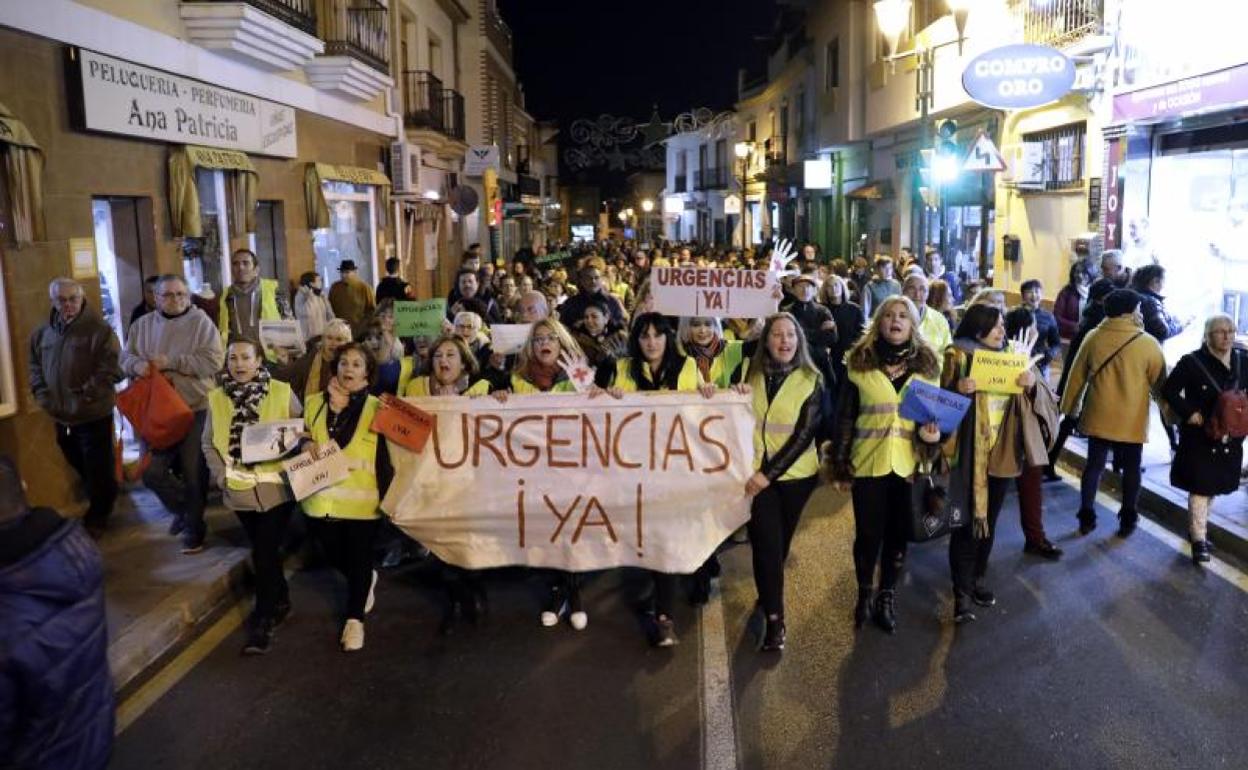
[115, 601, 247, 734]
[699, 582, 739, 770]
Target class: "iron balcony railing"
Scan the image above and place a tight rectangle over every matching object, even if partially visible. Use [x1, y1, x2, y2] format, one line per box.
[1009, 0, 1103, 50]
[195, 0, 316, 35]
[442, 90, 465, 141]
[695, 167, 730, 190]
[403, 70, 444, 131]
[317, 0, 389, 74]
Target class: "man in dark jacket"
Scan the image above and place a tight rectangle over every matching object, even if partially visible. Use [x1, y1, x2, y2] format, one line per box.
[557, 263, 627, 328]
[29, 279, 123, 536]
[0, 456, 114, 770]
[375, 257, 410, 303]
[1019, 279, 1062, 380]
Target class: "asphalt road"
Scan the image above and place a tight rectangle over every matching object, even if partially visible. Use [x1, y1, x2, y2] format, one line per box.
[111, 477, 1248, 770]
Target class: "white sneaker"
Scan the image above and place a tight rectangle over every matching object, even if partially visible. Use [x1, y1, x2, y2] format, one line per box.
[540, 610, 561, 627]
[569, 610, 588, 631]
[340, 619, 364, 652]
[364, 570, 378, 615]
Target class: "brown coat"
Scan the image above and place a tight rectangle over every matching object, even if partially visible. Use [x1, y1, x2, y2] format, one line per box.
[1058, 315, 1167, 444]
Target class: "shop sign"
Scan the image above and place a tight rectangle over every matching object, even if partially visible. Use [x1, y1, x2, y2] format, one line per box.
[74, 49, 297, 157]
[464, 145, 501, 176]
[1112, 61, 1248, 123]
[1102, 137, 1126, 250]
[723, 194, 742, 215]
[962, 44, 1075, 110]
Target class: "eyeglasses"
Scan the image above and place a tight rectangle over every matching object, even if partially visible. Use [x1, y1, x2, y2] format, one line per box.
[53, 295, 82, 304]
[531, 335, 557, 346]
[160, 291, 189, 299]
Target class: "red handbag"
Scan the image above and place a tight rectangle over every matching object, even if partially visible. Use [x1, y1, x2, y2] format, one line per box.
[116, 370, 195, 450]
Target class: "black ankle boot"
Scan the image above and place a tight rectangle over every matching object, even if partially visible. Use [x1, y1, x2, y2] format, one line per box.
[1192, 539, 1211, 564]
[954, 592, 977, 624]
[760, 615, 786, 651]
[872, 589, 896, 634]
[854, 586, 873, 629]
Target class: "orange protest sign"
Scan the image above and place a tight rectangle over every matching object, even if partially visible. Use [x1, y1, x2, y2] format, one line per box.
[370, 394, 434, 452]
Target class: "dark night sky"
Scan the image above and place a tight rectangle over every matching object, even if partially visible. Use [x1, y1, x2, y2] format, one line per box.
[497, 0, 780, 191]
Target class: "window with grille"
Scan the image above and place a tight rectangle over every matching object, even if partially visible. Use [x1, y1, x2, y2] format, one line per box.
[1020, 122, 1086, 191]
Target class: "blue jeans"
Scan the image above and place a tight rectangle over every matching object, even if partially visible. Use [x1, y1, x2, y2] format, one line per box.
[143, 409, 209, 544]
[1079, 438, 1142, 519]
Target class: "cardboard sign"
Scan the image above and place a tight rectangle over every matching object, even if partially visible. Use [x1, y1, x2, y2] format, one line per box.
[240, 419, 305, 464]
[650, 267, 779, 318]
[258, 320, 306, 358]
[282, 441, 349, 501]
[371, 394, 434, 452]
[490, 323, 532, 356]
[394, 299, 447, 338]
[383, 392, 755, 573]
[968, 349, 1029, 394]
[899, 380, 972, 434]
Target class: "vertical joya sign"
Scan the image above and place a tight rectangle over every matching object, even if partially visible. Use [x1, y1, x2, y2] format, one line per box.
[383, 392, 756, 573]
[1103, 137, 1126, 250]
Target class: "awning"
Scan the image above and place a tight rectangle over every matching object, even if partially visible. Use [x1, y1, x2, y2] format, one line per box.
[169, 144, 258, 238]
[846, 179, 894, 200]
[0, 101, 44, 245]
[304, 162, 391, 229]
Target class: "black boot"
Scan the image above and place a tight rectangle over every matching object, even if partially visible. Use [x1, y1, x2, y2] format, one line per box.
[760, 615, 786, 651]
[953, 592, 977, 624]
[872, 589, 897, 634]
[1192, 539, 1211, 565]
[1117, 509, 1138, 538]
[1077, 508, 1097, 535]
[853, 586, 873, 629]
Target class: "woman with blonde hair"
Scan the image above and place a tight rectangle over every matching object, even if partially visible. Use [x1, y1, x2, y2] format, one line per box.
[498, 318, 583, 396]
[678, 316, 745, 387]
[829, 296, 942, 634]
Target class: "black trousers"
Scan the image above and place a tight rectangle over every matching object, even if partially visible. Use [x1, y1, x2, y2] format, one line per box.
[306, 517, 379, 620]
[850, 474, 911, 591]
[55, 417, 118, 526]
[748, 476, 817, 618]
[652, 572, 680, 618]
[236, 504, 293, 621]
[948, 476, 1011, 596]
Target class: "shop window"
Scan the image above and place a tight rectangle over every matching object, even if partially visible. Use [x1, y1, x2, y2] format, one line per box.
[313, 181, 378, 288]
[181, 169, 233, 297]
[1020, 123, 1086, 191]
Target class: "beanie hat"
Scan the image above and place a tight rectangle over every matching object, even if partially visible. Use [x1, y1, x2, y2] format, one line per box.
[1104, 289, 1142, 318]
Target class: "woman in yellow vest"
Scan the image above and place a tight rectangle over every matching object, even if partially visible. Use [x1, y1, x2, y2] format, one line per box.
[732, 312, 827, 652]
[942, 304, 1037, 625]
[679, 316, 746, 388]
[828, 296, 942, 635]
[300, 342, 391, 652]
[491, 318, 582, 398]
[203, 338, 301, 655]
[599, 312, 715, 647]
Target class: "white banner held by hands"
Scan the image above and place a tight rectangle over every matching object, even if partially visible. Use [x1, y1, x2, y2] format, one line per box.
[490, 323, 532, 356]
[240, 419, 305, 464]
[282, 441, 349, 501]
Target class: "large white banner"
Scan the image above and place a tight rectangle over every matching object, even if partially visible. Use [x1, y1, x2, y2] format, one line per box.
[650, 267, 780, 318]
[76, 49, 298, 157]
[383, 392, 756, 573]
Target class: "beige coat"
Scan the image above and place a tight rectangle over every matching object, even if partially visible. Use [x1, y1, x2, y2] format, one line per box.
[1058, 314, 1167, 444]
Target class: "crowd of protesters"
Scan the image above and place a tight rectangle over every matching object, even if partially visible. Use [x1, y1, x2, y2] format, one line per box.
[10, 235, 1248, 766]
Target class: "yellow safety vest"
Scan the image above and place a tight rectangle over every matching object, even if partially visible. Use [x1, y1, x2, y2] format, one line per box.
[404, 376, 490, 397]
[300, 392, 383, 520]
[749, 366, 821, 482]
[510, 373, 576, 394]
[219, 278, 280, 338]
[693, 340, 745, 388]
[918, 310, 951, 374]
[207, 380, 293, 491]
[396, 357, 414, 395]
[614, 356, 701, 392]
[954, 348, 1009, 451]
[847, 367, 936, 478]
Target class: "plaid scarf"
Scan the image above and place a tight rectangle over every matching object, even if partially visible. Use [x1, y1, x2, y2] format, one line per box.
[222, 368, 271, 461]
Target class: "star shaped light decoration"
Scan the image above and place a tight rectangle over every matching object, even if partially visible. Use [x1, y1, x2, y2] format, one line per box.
[638, 107, 672, 149]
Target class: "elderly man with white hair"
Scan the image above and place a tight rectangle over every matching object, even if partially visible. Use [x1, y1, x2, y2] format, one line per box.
[28, 277, 123, 537]
[120, 274, 224, 553]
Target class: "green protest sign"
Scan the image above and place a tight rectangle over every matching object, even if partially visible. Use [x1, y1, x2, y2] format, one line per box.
[535, 250, 569, 266]
[393, 299, 447, 338]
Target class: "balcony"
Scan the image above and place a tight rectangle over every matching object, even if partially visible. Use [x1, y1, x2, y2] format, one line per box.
[180, 0, 324, 71]
[484, 6, 513, 63]
[305, 0, 392, 99]
[442, 90, 466, 142]
[674, 175, 687, 193]
[403, 70, 444, 131]
[695, 167, 730, 191]
[1009, 0, 1103, 50]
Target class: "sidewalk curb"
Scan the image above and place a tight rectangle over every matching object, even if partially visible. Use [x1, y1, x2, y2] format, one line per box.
[1057, 446, 1248, 567]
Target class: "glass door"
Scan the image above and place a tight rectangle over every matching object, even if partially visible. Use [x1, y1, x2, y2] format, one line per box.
[313, 182, 377, 288]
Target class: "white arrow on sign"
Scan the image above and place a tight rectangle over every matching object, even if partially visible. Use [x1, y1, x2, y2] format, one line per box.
[962, 132, 1007, 173]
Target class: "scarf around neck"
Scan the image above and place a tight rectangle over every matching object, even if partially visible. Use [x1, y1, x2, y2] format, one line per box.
[525, 359, 561, 391]
[222, 368, 271, 461]
[874, 337, 913, 367]
[688, 338, 725, 381]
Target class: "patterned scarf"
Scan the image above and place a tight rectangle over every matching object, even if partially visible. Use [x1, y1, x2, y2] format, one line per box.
[687, 338, 725, 382]
[222, 368, 271, 461]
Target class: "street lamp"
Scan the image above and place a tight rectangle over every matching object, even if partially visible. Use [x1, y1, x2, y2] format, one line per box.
[641, 199, 654, 241]
[734, 141, 754, 250]
[873, 0, 911, 62]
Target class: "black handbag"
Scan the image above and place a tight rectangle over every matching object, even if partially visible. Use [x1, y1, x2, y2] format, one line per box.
[908, 460, 967, 542]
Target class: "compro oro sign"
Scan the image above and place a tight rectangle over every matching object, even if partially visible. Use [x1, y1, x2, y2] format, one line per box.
[962, 44, 1075, 110]
[73, 48, 297, 157]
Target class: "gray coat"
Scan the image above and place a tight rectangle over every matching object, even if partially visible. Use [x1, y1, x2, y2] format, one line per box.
[29, 304, 122, 425]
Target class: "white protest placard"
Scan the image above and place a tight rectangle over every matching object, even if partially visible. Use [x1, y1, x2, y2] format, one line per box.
[650, 267, 780, 318]
[282, 441, 349, 501]
[383, 392, 755, 573]
[240, 419, 306, 464]
[489, 323, 532, 356]
[258, 320, 305, 358]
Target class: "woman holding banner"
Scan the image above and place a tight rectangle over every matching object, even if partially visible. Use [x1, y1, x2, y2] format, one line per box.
[830, 297, 942, 635]
[734, 312, 826, 652]
[300, 342, 392, 652]
[679, 316, 745, 388]
[202, 338, 302, 655]
[598, 312, 715, 647]
[941, 304, 1039, 625]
